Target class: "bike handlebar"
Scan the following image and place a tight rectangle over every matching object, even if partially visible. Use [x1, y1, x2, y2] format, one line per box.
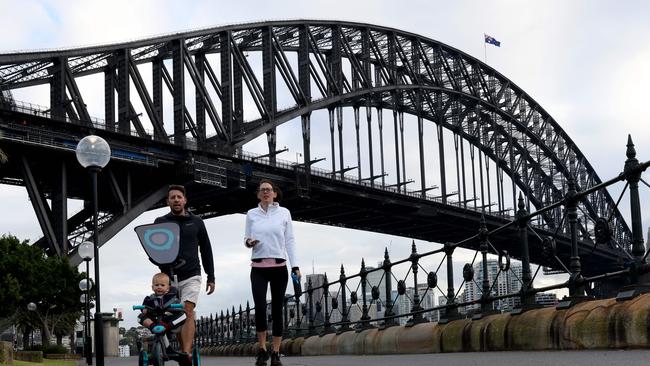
[132, 303, 184, 311]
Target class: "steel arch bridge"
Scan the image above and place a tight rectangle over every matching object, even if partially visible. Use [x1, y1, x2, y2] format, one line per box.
[0, 20, 631, 274]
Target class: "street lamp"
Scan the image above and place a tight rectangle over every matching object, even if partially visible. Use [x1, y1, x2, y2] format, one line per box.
[26, 303, 36, 347]
[76, 136, 110, 366]
[78, 240, 93, 366]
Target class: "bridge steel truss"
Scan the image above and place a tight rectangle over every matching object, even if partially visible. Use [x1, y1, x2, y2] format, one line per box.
[0, 20, 632, 269]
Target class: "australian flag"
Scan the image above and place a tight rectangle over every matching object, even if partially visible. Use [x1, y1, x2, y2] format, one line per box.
[484, 34, 501, 47]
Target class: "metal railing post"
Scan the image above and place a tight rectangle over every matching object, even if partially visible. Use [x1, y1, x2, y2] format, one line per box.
[357, 258, 374, 330]
[382, 248, 397, 328]
[477, 215, 496, 318]
[307, 277, 315, 335]
[513, 194, 537, 314]
[338, 265, 351, 333]
[439, 242, 459, 323]
[322, 273, 336, 334]
[238, 305, 244, 343]
[617, 135, 650, 300]
[283, 296, 290, 338]
[245, 301, 251, 342]
[407, 241, 425, 326]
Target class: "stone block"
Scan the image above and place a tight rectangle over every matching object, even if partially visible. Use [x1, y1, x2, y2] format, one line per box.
[395, 322, 440, 354]
[301, 335, 321, 356]
[290, 337, 304, 355]
[440, 318, 471, 352]
[562, 298, 613, 349]
[356, 328, 379, 354]
[507, 307, 562, 350]
[465, 313, 506, 351]
[372, 325, 401, 354]
[335, 330, 358, 355]
[617, 293, 650, 348]
[318, 333, 338, 355]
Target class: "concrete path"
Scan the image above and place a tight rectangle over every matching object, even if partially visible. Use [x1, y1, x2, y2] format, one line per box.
[101, 350, 650, 366]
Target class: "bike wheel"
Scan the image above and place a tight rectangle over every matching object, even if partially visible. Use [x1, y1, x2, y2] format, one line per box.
[151, 341, 164, 366]
[139, 350, 148, 366]
[191, 347, 200, 366]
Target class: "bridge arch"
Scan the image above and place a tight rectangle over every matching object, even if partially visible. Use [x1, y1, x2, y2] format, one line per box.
[0, 20, 631, 256]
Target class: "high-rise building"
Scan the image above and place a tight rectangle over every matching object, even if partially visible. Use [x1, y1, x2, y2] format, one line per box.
[535, 292, 558, 307]
[416, 283, 436, 322]
[463, 260, 523, 313]
[305, 273, 326, 324]
[389, 284, 437, 325]
[366, 263, 388, 297]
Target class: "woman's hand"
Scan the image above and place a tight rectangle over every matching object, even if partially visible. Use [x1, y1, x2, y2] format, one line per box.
[245, 238, 260, 248]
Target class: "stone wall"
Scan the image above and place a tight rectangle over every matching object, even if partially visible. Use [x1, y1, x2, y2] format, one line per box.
[203, 293, 650, 356]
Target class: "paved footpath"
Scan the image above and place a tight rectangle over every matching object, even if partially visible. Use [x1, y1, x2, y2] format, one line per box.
[103, 350, 650, 366]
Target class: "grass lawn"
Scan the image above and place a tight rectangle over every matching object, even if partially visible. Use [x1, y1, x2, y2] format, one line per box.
[10, 359, 76, 366]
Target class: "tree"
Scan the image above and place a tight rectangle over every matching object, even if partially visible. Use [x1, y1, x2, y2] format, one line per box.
[0, 234, 85, 345]
[122, 327, 144, 351]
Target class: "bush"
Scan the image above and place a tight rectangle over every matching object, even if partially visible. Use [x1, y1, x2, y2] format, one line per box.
[43, 344, 69, 355]
[15, 351, 43, 363]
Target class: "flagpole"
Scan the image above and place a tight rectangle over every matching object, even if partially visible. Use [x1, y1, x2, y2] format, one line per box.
[483, 34, 487, 63]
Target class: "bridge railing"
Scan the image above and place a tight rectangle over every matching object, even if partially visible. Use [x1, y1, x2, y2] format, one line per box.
[194, 136, 650, 346]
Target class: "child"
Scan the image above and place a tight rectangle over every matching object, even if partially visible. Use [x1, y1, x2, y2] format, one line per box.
[138, 273, 187, 361]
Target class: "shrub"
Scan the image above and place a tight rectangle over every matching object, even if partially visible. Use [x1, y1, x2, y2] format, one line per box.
[15, 351, 43, 362]
[43, 344, 69, 355]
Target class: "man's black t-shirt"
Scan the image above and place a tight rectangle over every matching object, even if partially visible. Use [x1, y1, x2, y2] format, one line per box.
[154, 212, 215, 282]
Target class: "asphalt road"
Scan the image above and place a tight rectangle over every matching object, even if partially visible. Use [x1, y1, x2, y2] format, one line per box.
[99, 350, 650, 366]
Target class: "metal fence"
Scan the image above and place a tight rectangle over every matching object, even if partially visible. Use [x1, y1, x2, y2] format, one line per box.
[193, 136, 650, 346]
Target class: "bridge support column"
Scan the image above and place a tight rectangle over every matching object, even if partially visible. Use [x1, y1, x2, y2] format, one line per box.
[21, 156, 61, 256]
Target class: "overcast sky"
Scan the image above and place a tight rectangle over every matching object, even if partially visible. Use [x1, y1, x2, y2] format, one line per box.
[2, 0, 650, 329]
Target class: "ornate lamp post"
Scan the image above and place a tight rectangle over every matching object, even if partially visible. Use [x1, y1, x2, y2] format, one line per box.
[26, 302, 36, 348]
[76, 135, 110, 366]
[78, 241, 93, 365]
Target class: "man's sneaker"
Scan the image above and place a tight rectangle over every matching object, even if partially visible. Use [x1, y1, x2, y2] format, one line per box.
[270, 351, 282, 366]
[176, 353, 192, 366]
[165, 346, 179, 360]
[255, 348, 269, 366]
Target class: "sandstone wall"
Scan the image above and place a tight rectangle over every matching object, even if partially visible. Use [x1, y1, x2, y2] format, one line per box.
[204, 294, 650, 356]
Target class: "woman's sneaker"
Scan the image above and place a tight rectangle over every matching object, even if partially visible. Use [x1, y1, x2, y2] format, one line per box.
[255, 348, 269, 366]
[270, 351, 282, 366]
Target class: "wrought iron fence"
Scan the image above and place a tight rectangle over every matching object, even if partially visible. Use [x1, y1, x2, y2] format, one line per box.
[194, 136, 650, 346]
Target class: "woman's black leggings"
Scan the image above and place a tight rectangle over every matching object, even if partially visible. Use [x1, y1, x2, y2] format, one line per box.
[250, 266, 288, 335]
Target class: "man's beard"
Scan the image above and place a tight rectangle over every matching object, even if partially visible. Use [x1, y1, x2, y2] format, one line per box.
[171, 206, 184, 215]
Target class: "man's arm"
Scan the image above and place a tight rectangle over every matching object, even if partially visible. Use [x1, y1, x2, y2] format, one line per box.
[198, 218, 215, 295]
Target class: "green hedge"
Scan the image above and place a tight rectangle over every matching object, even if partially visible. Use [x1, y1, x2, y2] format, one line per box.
[43, 344, 69, 355]
[15, 351, 42, 363]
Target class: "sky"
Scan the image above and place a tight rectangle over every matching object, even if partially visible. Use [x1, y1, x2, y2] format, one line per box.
[2, 0, 650, 329]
